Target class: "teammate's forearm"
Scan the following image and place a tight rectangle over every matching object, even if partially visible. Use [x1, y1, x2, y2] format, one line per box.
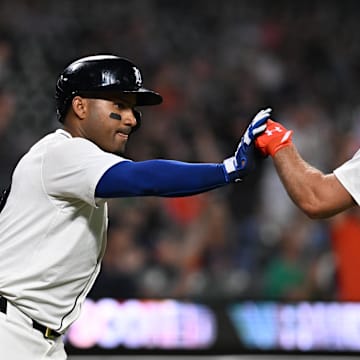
[273, 144, 354, 218]
[273, 145, 329, 217]
[95, 159, 229, 198]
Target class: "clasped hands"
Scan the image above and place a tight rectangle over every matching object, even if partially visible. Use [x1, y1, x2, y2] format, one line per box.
[223, 108, 293, 182]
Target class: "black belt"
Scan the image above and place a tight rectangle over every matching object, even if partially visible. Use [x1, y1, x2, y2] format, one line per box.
[0, 296, 61, 340]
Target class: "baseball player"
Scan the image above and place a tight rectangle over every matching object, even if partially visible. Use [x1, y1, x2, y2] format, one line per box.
[0, 54, 271, 359]
[254, 119, 356, 217]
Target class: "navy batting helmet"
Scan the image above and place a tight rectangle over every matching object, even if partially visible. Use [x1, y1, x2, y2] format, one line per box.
[55, 54, 162, 123]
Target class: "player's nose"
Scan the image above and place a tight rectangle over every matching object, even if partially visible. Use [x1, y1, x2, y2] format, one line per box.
[122, 108, 138, 128]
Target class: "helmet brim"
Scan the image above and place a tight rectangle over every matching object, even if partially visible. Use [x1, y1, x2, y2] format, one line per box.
[78, 87, 163, 107]
[124, 87, 163, 106]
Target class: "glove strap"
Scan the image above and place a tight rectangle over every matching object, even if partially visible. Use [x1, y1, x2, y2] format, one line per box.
[269, 130, 293, 157]
[222, 157, 242, 183]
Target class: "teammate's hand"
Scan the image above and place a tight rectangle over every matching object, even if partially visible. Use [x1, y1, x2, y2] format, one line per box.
[255, 119, 293, 157]
[223, 108, 271, 182]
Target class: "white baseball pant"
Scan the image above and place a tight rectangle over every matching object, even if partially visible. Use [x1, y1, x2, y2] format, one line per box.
[0, 300, 66, 359]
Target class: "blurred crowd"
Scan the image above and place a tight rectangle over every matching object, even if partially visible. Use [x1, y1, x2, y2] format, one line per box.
[1, 0, 360, 302]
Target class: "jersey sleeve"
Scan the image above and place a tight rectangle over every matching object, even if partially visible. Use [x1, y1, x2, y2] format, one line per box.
[333, 149, 360, 205]
[43, 137, 127, 207]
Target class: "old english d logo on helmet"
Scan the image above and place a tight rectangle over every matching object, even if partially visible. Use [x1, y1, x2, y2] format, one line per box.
[133, 67, 142, 87]
[55, 54, 162, 122]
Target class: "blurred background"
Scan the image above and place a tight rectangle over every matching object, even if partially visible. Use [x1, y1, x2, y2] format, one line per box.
[2, 0, 360, 356]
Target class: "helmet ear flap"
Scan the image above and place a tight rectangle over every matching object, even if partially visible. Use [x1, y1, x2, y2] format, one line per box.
[132, 109, 142, 132]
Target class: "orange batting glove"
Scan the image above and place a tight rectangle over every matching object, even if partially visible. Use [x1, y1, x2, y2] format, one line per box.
[255, 120, 293, 157]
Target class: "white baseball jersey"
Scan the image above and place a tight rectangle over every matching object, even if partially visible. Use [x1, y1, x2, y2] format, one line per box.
[334, 148, 360, 205]
[0, 129, 125, 333]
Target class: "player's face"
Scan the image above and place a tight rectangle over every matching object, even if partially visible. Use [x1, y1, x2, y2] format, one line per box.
[84, 94, 138, 155]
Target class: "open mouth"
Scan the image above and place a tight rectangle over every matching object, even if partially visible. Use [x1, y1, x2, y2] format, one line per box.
[116, 132, 128, 139]
[116, 130, 129, 139]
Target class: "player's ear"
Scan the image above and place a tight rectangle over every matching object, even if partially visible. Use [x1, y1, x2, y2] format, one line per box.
[72, 96, 88, 120]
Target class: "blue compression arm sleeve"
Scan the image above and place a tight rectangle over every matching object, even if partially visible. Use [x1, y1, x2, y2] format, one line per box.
[95, 160, 229, 198]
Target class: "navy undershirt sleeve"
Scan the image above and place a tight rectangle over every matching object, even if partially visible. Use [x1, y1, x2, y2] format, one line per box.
[95, 160, 229, 198]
